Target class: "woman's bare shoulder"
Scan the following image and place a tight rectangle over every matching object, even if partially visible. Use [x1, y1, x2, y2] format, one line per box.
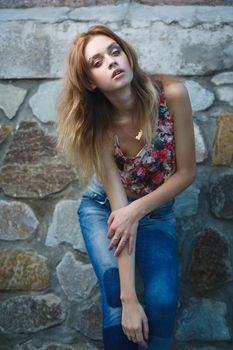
[162, 80, 191, 118]
[163, 80, 188, 101]
[153, 74, 188, 105]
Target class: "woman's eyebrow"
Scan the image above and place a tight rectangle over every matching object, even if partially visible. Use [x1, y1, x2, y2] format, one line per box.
[88, 42, 119, 64]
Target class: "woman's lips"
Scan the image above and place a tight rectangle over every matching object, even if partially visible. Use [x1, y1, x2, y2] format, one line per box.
[112, 69, 124, 79]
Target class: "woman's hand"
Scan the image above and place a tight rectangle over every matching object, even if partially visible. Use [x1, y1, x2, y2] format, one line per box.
[107, 204, 139, 256]
[121, 299, 149, 348]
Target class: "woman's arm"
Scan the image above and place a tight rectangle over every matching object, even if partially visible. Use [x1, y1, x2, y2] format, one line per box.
[131, 81, 196, 217]
[100, 153, 137, 302]
[99, 140, 149, 348]
[107, 82, 196, 253]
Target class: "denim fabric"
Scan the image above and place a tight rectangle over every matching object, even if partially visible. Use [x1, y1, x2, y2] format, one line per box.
[78, 176, 179, 350]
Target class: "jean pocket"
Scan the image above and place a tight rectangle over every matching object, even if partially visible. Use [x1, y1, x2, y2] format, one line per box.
[82, 190, 109, 206]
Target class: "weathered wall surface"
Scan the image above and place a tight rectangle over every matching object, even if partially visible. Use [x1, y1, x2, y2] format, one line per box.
[0, 2, 233, 350]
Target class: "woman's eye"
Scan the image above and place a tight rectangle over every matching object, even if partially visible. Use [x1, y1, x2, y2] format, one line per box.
[111, 49, 121, 56]
[93, 59, 102, 67]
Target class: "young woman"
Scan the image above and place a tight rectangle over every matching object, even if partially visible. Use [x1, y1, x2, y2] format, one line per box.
[57, 25, 196, 350]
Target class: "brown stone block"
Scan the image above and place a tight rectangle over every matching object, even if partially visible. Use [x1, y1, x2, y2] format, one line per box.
[0, 0, 94, 8]
[0, 122, 79, 198]
[0, 124, 12, 143]
[96, 0, 117, 4]
[212, 112, 233, 166]
[0, 250, 49, 291]
[188, 228, 233, 294]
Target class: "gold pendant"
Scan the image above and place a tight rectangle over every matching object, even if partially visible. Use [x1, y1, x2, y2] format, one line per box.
[135, 129, 143, 141]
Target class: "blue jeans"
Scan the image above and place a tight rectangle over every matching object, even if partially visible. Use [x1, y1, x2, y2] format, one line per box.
[78, 177, 179, 350]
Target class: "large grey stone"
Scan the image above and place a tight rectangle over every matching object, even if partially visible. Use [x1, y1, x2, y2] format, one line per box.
[174, 185, 200, 218]
[69, 4, 233, 28]
[188, 228, 233, 293]
[70, 293, 102, 340]
[190, 348, 224, 350]
[0, 7, 71, 22]
[123, 22, 233, 76]
[39, 343, 98, 350]
[0, 250, 49, 291]
[1, 5, 233, 28]
[69, 3, 128, 22]
[211, 71, 233, 85]
[194, 122, 208, 163]
[56, 252, 97, 302]
[209, 175, 233, 219]
[216, 86, 233, 106]
[175, 298, 231, 341]
[16, 340, 99, 350]
[0, 122, 79, 199]
[0, 200, 39, 241]
[0, 83, 27, 119]
[184, 80, 215, 112]
[0, 6, 233, 78]
[16, 340, 37, 350]
[0, 20, 86, 79]
[46, 200, 86, 253]
[0, 293, 66, 334]
[29, 80, 63, 123]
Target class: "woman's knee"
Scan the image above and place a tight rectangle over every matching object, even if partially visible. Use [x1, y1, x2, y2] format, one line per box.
[101, 267, 123, 329]
[102, 267, 122, 308]
[145, 285, 178, 313]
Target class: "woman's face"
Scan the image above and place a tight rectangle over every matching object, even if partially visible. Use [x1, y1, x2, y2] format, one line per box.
[84, 34, 133, 93]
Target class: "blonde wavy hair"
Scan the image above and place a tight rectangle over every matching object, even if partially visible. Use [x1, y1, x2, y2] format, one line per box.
[56, 25, 162, 183]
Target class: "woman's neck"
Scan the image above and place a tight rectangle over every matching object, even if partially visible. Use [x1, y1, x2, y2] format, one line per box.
[104, 85, 135, 119]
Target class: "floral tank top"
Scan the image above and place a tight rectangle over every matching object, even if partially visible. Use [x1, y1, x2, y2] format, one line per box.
[114, 89, 176, 196]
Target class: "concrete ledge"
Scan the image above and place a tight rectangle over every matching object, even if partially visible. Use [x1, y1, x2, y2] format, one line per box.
[0, 5, 233, 78]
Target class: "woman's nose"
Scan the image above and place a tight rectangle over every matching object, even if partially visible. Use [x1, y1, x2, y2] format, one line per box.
[106, 55, 117, 68]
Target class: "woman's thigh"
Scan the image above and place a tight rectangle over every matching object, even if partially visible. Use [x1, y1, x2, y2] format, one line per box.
[78, 189, 122, 328]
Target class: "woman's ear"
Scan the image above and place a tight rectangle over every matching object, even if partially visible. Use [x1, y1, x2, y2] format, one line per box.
[89, 80, 96, 90]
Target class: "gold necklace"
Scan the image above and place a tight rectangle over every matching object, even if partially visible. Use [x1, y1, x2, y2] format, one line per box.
[135, 129, 143, 141]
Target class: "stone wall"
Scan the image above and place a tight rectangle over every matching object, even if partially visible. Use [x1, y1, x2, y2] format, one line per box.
[1, 0, 233, 8]
[0, 3, 233, 350]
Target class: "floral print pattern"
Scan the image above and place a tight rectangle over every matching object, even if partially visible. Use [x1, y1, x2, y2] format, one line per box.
[114, 89, 176, 196]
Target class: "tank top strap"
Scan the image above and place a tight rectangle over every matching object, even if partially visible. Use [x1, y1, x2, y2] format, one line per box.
[114, 134, 122, 158]
[158, 88, 174, 122]
[114, 134, 120, 147]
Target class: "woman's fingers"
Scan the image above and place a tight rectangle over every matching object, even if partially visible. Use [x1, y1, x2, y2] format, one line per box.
[128, 329, 148, 349]
[107, 226, 115, 239]
[129, 332, 138, 343]
[109, 233, 135, 256]
[107, 213, 114, 226]
[108, 225, 136, 256]
[121, 302, 148, 348]
[114, 237, 128, 256]
[142, 316, 149, 341]
[108, 235, 121, 251]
